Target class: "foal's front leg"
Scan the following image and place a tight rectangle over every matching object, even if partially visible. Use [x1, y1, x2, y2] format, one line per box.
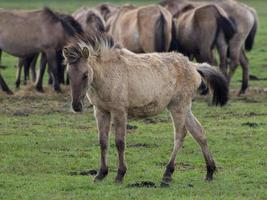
[94, 108, 111, 181]
[112, 111, 127, 183]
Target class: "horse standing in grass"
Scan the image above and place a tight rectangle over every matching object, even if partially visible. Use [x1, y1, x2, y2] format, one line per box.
[160, 0, 258, 94]
[63, 34, 228, 185]
[171, 4, 236, 65]
[0, 7, 82, 93]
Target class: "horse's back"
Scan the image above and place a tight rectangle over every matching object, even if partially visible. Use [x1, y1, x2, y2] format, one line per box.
[122, 51, 200, 116]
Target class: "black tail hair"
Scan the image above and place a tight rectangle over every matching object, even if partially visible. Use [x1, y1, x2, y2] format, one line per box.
[245, 10, 258, 51]
[217, 13, 236, 42]
[197, 63, 229, 106]
[154, 11, 167, 52]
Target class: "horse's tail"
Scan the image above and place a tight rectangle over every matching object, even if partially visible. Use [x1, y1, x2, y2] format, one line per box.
[245, 8, 258, 51]
[154, 9, 168, 52]
[197, 63, 229, 106]
[214, 5, 237, 42]
[169, 19, 179, 51]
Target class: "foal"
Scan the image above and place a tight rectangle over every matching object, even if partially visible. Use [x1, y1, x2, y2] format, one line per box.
[63, 34, 228, 185]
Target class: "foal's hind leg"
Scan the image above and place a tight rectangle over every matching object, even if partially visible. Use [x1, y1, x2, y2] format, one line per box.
[35, 53, 47, 92]
[112, 111, 127, 183]
[161, 103, 187, 186]
[94, 107, 111, 181]
[186, 111, 216, 181]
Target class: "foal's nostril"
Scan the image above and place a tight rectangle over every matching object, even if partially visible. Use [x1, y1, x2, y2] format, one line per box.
[72, 101, 83, 112]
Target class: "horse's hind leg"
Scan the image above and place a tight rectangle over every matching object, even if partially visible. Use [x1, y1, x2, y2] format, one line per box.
[30, 54, 38, 82]
[35, 53, 47, 92]
[46, 49, 60, 92]
[185, 111, 216, 181]
[15, 58, 23, 88]
[161, 103, 187, 186]
[112, 111, 127, 183]
[94, 108, 111, 182]
[239, 49, 249, 95]
[0, 73, 13, 94]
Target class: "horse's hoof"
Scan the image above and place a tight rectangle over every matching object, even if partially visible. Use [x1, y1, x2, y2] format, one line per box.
[6, 90, 14, 95]
[161, 176, 172, 186]
[15, 82, 20, 89]
[205, 176, 213, 182]
[36, 86, 44, 93]
[53, 87, 62, 93]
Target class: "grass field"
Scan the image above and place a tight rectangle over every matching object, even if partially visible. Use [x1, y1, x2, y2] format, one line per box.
[0, 0, 267, 200]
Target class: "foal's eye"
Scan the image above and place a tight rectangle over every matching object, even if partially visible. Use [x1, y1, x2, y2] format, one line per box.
[82, 73, 88, 80]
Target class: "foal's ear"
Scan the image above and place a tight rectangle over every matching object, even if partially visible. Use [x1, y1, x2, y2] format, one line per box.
[63, 47, 69, 58]
[82, 47, 89, 59]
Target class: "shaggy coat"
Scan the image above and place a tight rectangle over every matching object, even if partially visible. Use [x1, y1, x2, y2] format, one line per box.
[63, 34, 228, 185]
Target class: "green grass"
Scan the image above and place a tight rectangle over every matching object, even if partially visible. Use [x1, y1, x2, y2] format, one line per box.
[0, 0, 267, 200]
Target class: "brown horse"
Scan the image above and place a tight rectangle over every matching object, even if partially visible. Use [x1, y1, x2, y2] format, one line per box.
[63, 33, 228, 185]
[106, 4, 173, 53]
[0, 7, 82, 93]
[160, 0, 258, 94]
[73, 7, 106, 33]
[172, 4, 236, 65]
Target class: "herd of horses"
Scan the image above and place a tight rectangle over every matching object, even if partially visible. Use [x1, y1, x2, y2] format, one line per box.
[0, 0, 257, 95]
[0, 0, 259, 186]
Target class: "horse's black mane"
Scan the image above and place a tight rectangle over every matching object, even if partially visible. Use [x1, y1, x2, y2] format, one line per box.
[58, 13, 84, 36]
[43, 7, 84, 37]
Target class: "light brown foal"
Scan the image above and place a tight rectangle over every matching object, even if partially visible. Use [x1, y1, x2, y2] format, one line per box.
[63, 34, 229, 186]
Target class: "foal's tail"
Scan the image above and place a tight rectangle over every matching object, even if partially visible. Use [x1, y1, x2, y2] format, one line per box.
[197, 63, 229, 106]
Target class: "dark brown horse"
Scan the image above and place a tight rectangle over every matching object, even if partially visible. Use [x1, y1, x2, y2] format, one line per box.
[160, 0, 258, 94]
[0, 7, 82, 93]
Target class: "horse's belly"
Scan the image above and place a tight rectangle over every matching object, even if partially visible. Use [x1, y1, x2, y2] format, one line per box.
[128, 100, 168, 118]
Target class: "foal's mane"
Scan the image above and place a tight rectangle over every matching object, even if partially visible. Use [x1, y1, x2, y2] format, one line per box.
[64, 33, 117, 64]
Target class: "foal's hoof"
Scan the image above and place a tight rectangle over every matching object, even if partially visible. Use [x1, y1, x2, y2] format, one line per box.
[94, 168, 108, 182]
[205, 176, 213, 182]
[160, 176, 172, 187]
[205, 164, 216, 181]
[160, 181, 170, 188]
[115, 176, 124, 184]
[115, 168, 126, 184]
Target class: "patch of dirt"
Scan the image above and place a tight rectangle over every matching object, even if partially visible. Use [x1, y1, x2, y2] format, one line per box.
[249, 74, 267, 81]
[241, 122, 265, 128]
[127, 124, 138, 130]
[127, 181, 156, 188]
[69, 169, 97, 176]
[13, 111, 29, 116]
[141, 117, 169, 124]
[177, 162, 195, 171]
[127, 143, 159, 148]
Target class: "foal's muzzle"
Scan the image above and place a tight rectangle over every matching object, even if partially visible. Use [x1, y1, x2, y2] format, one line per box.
[72, 101, 83, 112]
